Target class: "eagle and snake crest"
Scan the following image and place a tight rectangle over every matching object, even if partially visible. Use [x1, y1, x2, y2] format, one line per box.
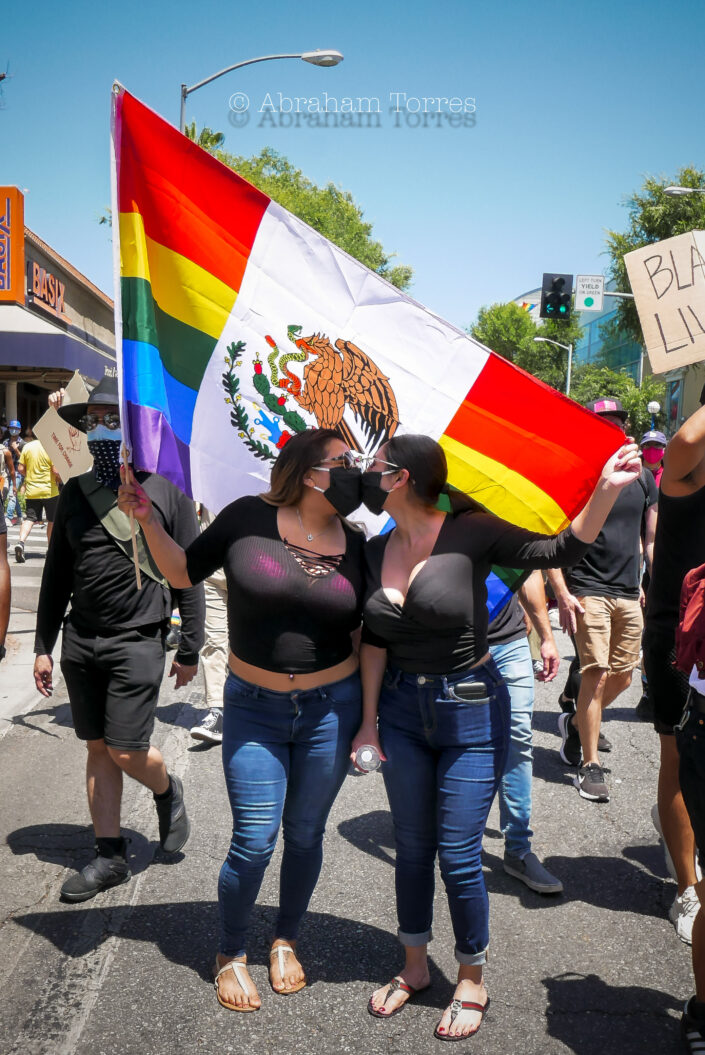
[222, 324, 399, 461]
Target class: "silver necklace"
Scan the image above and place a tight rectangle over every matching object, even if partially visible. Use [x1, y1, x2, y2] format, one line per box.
[296, 506, 333, 543]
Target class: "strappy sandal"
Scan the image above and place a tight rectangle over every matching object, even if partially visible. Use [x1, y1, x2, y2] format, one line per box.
[269, 944, 306, 995]
[213, 958, 259, 1012]
[434, 995, 490, 1041]
[368, 976, 430, 1018]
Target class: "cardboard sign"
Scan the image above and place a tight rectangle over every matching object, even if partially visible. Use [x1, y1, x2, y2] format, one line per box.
[33, 372, 93, 482]
[625, 231, 705, 373]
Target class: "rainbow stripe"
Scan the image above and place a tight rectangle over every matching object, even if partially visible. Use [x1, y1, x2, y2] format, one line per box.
[114, 88, 269, 492]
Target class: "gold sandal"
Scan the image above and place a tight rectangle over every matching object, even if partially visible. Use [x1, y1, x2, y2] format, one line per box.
[213, 958, 259, 1012]
[269, 944, 307, 995]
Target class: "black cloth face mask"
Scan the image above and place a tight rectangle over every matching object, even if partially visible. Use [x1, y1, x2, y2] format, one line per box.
[87, 438, 123, 490]
[360, 467, 399, 516]
[311, 465, 362, 516]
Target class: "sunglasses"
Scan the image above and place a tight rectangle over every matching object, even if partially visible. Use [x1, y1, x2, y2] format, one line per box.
[78, 412, 121, 432]
[314, 450, 369, 471]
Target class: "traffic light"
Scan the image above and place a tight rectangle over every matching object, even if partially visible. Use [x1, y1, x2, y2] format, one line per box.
[539, 273, 573, 321]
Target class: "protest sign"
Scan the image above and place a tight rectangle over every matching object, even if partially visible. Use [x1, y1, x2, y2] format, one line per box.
[33, 371, 93, 481]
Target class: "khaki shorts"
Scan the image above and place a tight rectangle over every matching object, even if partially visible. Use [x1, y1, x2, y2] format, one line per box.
[573, 595, 643, 675]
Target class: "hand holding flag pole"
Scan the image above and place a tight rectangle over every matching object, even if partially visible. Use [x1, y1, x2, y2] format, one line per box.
[121, 444, 142, 591]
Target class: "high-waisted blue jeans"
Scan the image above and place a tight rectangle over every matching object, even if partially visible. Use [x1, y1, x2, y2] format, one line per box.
[219, 669, 361, 957]
[378, 658, 510, 965]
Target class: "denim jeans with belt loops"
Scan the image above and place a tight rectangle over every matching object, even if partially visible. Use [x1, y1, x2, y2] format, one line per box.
[219, 669, 361, 957]
[378, 658, 510, 965]
[490, 637, 535, 858]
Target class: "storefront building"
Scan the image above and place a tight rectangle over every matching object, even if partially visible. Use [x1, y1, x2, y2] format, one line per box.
[0, 187, 115, 429]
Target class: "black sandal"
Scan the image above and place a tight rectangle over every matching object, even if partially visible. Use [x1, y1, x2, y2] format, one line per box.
[367, 977, 429, 1018]
[434, 995, 490, 1041]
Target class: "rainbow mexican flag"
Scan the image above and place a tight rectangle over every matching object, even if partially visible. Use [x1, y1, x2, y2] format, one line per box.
[112, 87, 622, 613]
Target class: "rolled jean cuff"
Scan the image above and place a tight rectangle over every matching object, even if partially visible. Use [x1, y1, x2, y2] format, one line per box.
[398, 927, 432, 947]
[455, 945, 487, 966]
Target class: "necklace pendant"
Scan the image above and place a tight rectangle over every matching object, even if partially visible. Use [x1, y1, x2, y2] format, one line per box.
[307, 533, 314, 542]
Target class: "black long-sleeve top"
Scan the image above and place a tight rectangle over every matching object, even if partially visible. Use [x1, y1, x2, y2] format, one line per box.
[34, 471, 205, 664]
[362, 511, 588, 673]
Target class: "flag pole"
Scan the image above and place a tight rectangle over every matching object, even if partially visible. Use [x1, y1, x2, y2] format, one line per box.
[121, 444, 142, 591]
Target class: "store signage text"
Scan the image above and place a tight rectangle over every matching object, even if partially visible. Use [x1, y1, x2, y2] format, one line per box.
[27, 259, 70, 322]
[0, 187, 25, 303]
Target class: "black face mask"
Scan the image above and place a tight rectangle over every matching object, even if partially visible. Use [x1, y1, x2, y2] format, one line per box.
[88, 438, 122, 490]
[315, 466, 362, 516]
[361, 470, 395, 516]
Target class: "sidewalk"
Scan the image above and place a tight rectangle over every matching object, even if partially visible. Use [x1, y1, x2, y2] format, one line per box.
[0, 650, 694, 1054]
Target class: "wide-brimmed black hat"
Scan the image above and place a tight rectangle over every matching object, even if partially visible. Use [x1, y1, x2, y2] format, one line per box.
[57, 374, 119, 431]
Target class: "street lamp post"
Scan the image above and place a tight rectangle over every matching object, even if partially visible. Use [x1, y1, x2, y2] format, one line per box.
[533, 336, 574, 395]
[179, 49, 344, 133]
[664, 186, 705, 197]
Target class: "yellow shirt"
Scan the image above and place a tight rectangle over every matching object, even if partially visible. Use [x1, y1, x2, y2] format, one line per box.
[19, 440, 59, 499]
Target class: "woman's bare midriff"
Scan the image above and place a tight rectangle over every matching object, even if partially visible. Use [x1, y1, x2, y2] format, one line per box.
[228, 651, 359, 692]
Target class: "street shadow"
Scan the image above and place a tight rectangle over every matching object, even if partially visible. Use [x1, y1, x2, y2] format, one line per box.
[6, 823, 153, 873]
[3, 700, 74, 736]
[337, 809, 395, 868]
[482, 845, 666, 918]
[12, 901, 446, 1003]
[531, 742, 580, 788]
[623, 841, 673, 882]
[542, 972, 682, 1054]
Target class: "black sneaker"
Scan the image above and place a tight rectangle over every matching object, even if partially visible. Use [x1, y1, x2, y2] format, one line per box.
[681, 997, 705, 1052]
[574, 762, 609, 802]
[14, 542, 25, 563]
[190, 708, 223, 744]
[558, 712, 582, 766]
[60, 842, 131, 902]
[154, 774, 190, 853]
[597, 730, 612, 752]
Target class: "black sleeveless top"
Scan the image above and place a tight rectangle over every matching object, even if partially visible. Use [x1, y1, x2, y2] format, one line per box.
[646, 483, 705, 632]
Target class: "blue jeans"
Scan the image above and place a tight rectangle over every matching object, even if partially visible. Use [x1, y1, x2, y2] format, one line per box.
[378, 658, 510, 965]
[219, 670, 361, 957]
[490, 637, 535, 857]
[5, 482, 21, 521]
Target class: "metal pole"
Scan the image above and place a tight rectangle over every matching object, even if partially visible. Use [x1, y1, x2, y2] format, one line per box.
[179, 84, 187, 134]
[566, 343, 573, 396]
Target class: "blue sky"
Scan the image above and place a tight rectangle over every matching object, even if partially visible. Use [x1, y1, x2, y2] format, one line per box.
[2, 0, 703, 331]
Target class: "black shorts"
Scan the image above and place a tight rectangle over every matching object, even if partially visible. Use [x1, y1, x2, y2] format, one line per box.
[26, 496, 58, 523]
[60, 620, 167, 750]
[642, 624, 691, 734]
[677, 699, 705, 855]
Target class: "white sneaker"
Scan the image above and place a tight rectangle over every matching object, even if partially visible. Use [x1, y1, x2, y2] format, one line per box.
[189, 708, 223, 744]
[669, 885, 700, 945]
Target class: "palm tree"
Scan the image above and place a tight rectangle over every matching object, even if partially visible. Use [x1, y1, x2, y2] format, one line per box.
[184, 121, 225, 152]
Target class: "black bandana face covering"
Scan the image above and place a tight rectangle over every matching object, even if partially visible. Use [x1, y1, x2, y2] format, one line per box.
[87, 432, 123, 490]
[312, 466, 362, 516]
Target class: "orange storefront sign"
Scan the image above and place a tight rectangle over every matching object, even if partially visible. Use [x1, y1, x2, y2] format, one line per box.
[0, 187, 25, 303]
[28, 259, 70, 321]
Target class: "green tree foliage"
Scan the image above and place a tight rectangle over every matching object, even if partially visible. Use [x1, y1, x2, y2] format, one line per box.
[213, 145, 412, 290]
[470, 302, 583, 390]
[184, 121, 225, 151]
[470, 301, 666, 435]
[605, 165, 705, 343]
[569, 365, 666, 438]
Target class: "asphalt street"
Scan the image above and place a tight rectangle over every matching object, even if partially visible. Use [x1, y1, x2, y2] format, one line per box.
[0, 530, 694, 1054]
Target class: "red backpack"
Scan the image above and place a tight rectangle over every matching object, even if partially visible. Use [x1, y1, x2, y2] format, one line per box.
[675, 562, 705, 674]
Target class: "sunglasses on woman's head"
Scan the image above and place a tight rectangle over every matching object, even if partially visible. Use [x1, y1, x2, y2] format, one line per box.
[78, 412, 121, 432]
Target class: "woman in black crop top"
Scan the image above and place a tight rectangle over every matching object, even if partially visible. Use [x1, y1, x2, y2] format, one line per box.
[355, 434, 641, 1040]
[119, 429, 365, 1012]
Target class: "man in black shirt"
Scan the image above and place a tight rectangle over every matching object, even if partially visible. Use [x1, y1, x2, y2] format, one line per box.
[33, 375, 205, 902]
[558, 398, 658, 803]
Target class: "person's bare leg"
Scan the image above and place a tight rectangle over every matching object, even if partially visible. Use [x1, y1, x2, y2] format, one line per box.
[106, 745, 170, 795]
[18, 519, 33, 545]
[47, 521, 53, 544]
[694, 878, 705, 1000]
[86, 738, 123, 838]
[368, 944, 431, 1015]
[214, 954, 262, 1010]
[435, 964, 488, 1039]
[601, 669, 633, 709]
[659, 734, 698, 895]
[575, 667, 608, 765]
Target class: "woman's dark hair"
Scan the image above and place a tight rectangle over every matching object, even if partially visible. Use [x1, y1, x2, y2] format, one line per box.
[262, 428, 343, 507]
[385, 433, 481, 514]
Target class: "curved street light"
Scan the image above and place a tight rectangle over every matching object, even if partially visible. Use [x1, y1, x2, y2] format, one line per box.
[179, 50, 344, 132]
[664, 185, 705, 197]
[533, 336, 574, 395]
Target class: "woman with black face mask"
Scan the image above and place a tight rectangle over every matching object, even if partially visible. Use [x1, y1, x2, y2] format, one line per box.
[353, 433, 642, 1042]
[119, 428, 366, 1013]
